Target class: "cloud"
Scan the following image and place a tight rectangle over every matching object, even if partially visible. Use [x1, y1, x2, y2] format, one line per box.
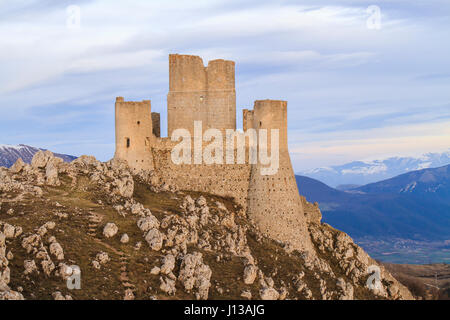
[0, 0, 449, 167]
[290, 119, 450, 168]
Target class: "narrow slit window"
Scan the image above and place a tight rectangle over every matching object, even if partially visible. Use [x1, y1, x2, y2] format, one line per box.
[126, 138, 130, 148]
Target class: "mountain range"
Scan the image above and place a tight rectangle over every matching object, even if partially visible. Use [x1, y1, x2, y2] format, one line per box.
[299, 151, 450, 187]
[297, 164, 450, 242]
[0, 144, 76, 167]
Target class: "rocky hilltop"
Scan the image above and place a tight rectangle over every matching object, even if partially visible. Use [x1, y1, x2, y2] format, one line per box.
[0, 151, 413, 300]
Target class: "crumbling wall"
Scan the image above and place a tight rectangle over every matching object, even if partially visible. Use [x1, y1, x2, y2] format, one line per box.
[167, 54, 236, 136]
[151, 137, 251, 209]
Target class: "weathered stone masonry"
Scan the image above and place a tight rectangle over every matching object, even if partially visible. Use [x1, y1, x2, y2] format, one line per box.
[114, 54, 313, 252]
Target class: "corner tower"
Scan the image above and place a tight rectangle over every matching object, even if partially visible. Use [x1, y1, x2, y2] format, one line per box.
[246, 100, 313, 252]
[167, 54, 236, 135]
[114, 97, 154, 171]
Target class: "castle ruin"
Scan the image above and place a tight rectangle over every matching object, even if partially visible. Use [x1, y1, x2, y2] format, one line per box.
[114, 54, 313, 252]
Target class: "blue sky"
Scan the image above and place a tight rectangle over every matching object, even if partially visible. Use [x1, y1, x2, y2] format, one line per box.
[0, 0, 449, 170]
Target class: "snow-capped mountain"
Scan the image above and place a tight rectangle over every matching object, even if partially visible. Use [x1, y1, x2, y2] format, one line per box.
[299, 151, 450, 187]
[296, 164, 450, 243]
[357, 164, 450, 198]
[0, 144, 76, 168]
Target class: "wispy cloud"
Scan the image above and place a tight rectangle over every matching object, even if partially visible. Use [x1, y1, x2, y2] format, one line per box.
[0, 0, 449, 169]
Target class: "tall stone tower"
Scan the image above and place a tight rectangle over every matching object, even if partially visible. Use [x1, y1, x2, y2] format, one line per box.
[246, 100, 313, 252]
[167, 54, 236, 136]
[114, 97, 154, 171]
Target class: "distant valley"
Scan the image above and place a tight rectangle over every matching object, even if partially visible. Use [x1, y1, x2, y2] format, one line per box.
[297, 164, 450, 264]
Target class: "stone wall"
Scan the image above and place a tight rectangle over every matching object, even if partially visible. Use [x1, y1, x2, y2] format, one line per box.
[167, 54, 236, 136]
[246, 100, 313, 252]
[114, 97, 154, 171]
[151, 137, 251, 209]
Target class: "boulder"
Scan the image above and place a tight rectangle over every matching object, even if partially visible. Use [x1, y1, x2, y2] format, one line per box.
[124, 288, 135, 300]
[150, 266, 161, 275]
[178, 252, 212, 300]
[243, 264, 258, 285]
[96, 252, 110, 264]
[145, 228, 163, 251]
[160, 254, 176, 275]
[0, 289, 24, 300]
[41, 259, 55, 276]
[2, 224, 16, 239]
[52, 291, 73, 300]
[260, 287, 280, 300]
[103, 223, 118, 238]
[160, 276, 176, 295]
[49, 242, 64, 261]
[45, 157, 63, 185]
[120, 234, 129, 243]
[137, 215, 160, 232]
[10, 158, 25, 174]
[31, 150, 53, 169]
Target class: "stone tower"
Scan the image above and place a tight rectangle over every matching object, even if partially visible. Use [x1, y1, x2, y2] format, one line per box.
[113, 54, 313, 253]
[114, 97, 154, 171]
[167, 54, 236, 136]
[246, 100, 313, 252]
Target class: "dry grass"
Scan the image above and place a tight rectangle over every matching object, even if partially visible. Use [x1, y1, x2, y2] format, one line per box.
[382, 262, 450, 300]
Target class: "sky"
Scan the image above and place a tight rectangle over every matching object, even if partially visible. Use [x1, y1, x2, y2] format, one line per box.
[0, 0, 449, 171]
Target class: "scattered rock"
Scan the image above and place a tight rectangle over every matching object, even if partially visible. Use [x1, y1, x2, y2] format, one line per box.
[134, 242, 142, 251]
[160, 254, 176, 275]
[178, 252, 212, 300]
[103, 223, 118, 238]
[145, 228, 163, 251]
[336, 278, 354, 300]
[41, 259, 55, 276]
[241, 290, 252, 299]
[137, 216, 160, 232]
[243, 264, 258, 285]
[31, 150, 53, 169]
[150, 266, 161, 275]
[96, 252, 110, 264]
[92, 260, 101, 270]
[260, 287, 279, 300]
[52, 291, 73, 300]
[24, 260, 38, 275]
[160, 276, 176, 295]
[124, 289, 135, 300]
[49, 242, 64, 261]
[10, 158, 25, 174]
[120, 234, 129, 244]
